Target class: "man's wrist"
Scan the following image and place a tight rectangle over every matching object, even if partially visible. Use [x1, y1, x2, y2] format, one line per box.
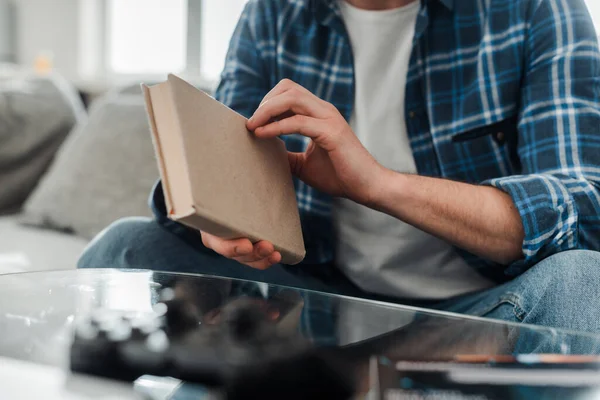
[366, 167, 409, 212]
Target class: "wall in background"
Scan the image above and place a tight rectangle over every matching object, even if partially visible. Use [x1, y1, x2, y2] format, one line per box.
[0, 0, 15, 62]
[11, 0, 80, 80]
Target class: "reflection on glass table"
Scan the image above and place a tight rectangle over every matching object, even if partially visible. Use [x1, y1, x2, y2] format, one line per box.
[1, 269, 600, 399]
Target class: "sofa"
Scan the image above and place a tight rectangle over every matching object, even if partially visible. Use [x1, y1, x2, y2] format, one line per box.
[0, 66, 161, 274]
[0, 215, 88, 273]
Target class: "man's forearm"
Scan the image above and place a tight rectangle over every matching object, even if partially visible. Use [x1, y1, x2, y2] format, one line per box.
[369, 170, 525, 265]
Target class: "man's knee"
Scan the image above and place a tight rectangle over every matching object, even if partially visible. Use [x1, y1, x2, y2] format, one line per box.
[77, 217, 165, 269]
[526, 250, 600, 286]
[518, 250, 600, 331]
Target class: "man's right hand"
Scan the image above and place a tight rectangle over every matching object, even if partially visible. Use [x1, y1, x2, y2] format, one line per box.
[200, 232, 282, 270]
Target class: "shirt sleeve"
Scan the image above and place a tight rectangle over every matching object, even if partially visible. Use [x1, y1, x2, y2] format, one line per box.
[213, 0, 270, 117]
[483, 0, 600, 276]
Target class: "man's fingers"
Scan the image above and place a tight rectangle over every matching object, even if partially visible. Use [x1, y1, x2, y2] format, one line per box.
[258, 78, 311, 108]
[245, 252, 282, 270]
[233, 241, 280, 270]
[258, 81, 291, 107]
[254, 115, 329, 142]
[200, 233, 281, 269]
[201, 232, 253, 258]
[233, 240, 275, 263]
[287, 151, 306, 177]
[247, 91, 327, 131]
[252, 240, 276, 261]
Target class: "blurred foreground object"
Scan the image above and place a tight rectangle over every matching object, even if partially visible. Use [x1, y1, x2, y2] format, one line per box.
[71, 283, 353, 400]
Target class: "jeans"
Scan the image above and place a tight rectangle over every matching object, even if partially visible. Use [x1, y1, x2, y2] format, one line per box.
[78, 217, 600, 338]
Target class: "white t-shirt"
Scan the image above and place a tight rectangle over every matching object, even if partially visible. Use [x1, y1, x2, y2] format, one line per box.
[334, 0, 494, 299]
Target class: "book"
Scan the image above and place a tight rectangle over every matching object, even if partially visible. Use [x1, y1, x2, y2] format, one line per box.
[142, 74, 305, 265]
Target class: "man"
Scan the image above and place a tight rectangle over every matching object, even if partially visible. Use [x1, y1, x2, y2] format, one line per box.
[80, 0, 600, 332]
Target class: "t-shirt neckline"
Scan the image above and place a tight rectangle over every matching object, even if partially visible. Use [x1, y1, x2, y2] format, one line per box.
[337, 0, 421, 22]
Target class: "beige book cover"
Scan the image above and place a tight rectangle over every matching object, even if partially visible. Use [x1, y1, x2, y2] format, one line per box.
[142, 74, 305, 265]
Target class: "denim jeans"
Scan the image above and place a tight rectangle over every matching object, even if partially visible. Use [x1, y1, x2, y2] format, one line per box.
[78, 217, 600, 341]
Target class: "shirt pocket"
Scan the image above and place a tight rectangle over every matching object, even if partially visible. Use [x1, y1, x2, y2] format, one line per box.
[448, 115, 521, 181]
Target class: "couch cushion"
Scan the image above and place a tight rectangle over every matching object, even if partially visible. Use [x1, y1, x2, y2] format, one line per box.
[0, 215, 87, 273]
[21, 85, 159, 240]
[0, 68, 85, 212]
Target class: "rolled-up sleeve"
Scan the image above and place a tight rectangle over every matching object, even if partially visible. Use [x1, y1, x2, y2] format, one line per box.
[484, 0, 600, 276]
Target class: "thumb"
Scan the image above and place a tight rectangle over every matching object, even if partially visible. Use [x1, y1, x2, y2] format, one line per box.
[287, 151, 305, 177]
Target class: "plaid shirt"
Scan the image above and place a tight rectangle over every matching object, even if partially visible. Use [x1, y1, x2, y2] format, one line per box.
[214, 0, 600, 279]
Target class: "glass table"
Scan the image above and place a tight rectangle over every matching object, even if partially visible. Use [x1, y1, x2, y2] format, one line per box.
[1, 269, 600, 399]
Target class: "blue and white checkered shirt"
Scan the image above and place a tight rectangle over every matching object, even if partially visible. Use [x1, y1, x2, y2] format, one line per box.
[214, 0, 600, 279]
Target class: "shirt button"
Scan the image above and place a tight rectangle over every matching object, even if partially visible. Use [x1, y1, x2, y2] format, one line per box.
[409, 111, 416, 119]
[496, 132, 505, 142]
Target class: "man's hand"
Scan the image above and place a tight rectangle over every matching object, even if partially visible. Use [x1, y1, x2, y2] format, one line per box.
[247, 79, 386, 206]
[201, 79, 388, 270]
[200, 232, 282, 270]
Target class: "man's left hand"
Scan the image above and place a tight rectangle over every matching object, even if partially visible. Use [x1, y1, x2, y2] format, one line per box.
[247, 79, 386, 206]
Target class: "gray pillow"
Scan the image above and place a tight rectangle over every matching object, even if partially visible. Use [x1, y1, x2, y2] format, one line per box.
[22, 85, 159, 239]
[0, 70, 85, 212]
